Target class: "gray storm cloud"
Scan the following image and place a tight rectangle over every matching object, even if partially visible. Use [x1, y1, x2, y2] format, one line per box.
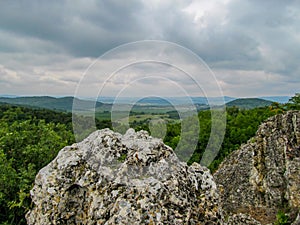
[0, 0, 299, 97]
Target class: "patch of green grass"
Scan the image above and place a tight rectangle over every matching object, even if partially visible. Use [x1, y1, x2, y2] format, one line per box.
[117, 153, 127, 162]
[275, 210, 289, 225]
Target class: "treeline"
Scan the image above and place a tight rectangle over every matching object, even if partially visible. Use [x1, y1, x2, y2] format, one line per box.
[133, 94, 300, 171]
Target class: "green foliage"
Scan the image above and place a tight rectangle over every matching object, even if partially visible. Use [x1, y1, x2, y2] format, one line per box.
[206, 106, 278, 171]
[164, 123, 181, 149]
[117, 153, 127, 162]
[289, 93, 300, 104]
[0, 104, 73, 126]
[286, 93, 300, 110]
[131, 103, 285, 172]
[166, 110, 180, 119]
[0, 105, 75, 224]
[275, 210, 289, 225]
[158, 105, 281, 172]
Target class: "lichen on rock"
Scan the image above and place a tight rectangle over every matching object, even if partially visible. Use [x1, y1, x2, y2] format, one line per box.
[26, 128, 223, 225]
[214, 111, 300, 224]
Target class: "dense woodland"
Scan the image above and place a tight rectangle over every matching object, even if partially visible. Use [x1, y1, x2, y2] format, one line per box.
[0, 94, 299, 224]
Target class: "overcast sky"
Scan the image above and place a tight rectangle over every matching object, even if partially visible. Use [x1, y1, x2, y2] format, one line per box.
[0, 0, 299, 98]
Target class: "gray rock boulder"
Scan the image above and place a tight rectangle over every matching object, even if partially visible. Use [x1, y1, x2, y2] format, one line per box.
[214, 111, 300, 224]
[26, 128, 223, 225]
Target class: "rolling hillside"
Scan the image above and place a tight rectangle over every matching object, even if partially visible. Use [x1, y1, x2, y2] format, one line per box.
[226, 98, 273, 109]
[0, 96, 103, 112]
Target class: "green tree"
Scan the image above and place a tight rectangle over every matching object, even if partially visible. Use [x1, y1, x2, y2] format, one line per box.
[289, 93, 300, 104]
[287, 93, 300, 110]
[0, 150, 18, 223]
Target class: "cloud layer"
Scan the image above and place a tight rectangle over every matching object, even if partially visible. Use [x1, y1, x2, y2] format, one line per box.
[0, 0, 299, 97]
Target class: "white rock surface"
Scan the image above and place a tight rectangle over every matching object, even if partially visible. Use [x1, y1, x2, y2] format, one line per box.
[26, 128, 223, 225]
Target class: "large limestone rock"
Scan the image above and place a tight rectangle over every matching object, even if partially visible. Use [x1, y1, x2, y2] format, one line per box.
[26, 128, 223, 224]
[214, 111, 300, 224]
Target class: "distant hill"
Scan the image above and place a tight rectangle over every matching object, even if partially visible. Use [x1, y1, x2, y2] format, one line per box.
[0, 95, 287, 111]
[0, 94, 18, 98]
[226, 98, 273, 109]
[0, 96, 103, 112]
[261, 96, 291, 104]
[136, 97, 172, 105]
[98, 96, 235, 105]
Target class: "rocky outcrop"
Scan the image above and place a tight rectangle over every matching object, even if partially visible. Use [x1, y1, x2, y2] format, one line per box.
[27, 111, 300, 225]
[214, 111, 300, 224]
[26, 128, 223, 225]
